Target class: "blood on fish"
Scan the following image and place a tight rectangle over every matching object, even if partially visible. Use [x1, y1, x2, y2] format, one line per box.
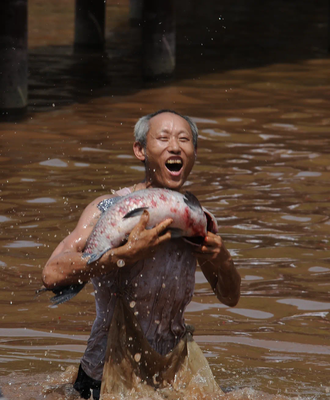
[83, 189, 208, 263]
[159, 194, 167, 202]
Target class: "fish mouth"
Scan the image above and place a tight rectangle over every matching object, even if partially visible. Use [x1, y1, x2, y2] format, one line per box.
[165, 157, 183, 175]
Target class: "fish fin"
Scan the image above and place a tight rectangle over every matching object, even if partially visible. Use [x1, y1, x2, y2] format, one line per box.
[84, 249, 110, 265]
[97, 196, 121, 213]
[183, 236, 205, 246]
[35, 286, 48, 295]
[168, 228, 184, 238]
[123, 207, 149, 219]
[49, 283, 87, 306]
[183, 191, 202, 211]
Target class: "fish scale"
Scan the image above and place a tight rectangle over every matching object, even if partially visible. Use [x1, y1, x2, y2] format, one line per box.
[45, 188, 207, 305]
[84, 188, 207, 263]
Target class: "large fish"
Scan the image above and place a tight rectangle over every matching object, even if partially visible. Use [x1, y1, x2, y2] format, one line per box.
[44, 188, 208, 305]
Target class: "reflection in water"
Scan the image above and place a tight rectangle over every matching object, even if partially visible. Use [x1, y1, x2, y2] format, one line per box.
[0, 0, 330, 399]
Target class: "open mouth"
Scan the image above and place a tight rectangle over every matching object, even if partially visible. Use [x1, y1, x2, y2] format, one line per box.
[165, 159, 183, 173]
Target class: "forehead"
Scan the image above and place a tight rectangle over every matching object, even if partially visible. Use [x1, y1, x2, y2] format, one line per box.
[148, 112, 192, 135]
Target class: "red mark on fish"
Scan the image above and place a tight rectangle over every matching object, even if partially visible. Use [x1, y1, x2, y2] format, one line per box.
[83, 188, 208, 264]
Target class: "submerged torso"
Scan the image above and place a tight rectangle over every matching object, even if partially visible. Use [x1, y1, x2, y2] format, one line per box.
[81, 188, 197, 381]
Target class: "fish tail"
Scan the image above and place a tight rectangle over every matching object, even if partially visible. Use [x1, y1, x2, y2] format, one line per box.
[49, 283, 87, 306]
[85, 248, 110, 265]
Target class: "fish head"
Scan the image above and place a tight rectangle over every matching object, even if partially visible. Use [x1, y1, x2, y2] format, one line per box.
[203, 208, 218, 234]
[183, 191, 209, 237]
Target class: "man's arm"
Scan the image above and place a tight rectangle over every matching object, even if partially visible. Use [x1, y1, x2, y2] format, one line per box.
[42, 196, 108, 288]
[42, 200, 173, 290]
[195, 232, 241, 307]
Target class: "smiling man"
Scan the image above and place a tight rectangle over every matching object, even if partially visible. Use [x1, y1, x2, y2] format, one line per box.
[42, 110, 241, 399]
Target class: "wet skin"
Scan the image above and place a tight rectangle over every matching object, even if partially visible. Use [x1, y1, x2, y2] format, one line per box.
[133, 113, 240, 305]
[133, 112, 196, 191]
[42, 112, 240, 307]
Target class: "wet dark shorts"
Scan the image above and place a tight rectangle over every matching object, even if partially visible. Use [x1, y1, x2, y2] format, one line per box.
[73, 364, 101, 400]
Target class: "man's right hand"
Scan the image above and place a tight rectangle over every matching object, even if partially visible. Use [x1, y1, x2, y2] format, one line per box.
[43, 207, 173, 289]
[102, 210, 173, 267]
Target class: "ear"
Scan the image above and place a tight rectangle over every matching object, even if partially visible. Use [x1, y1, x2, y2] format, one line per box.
[133, 141, 146, 162]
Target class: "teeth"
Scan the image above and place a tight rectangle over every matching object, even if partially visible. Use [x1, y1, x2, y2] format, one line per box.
[166, 160, 182, 164]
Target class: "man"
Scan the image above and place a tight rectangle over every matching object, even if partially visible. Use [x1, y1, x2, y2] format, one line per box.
[42, 110, 241, 399]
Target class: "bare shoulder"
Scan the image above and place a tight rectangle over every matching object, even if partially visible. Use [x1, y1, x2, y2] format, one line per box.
[49, 194, 116, 257]
[88, 193, 115, 208]
[76, 193, 118, 230]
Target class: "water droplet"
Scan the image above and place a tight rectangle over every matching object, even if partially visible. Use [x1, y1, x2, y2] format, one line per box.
[130, 301, 136, 308]
[117, 259, 125, 268]
[134, 353, 141, 362]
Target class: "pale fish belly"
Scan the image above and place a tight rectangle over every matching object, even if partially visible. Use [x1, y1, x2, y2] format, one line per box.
[84, 188, 207, 262]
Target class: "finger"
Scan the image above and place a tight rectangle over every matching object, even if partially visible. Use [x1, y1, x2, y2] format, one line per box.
[203, 235, 220, 248]
[156, 230, 172, 244]
[131, 210, 150, 234]
[140, 209, 150, 223]
[194, 245, 214, 254]
[154, 218, 173, 235]
[192, 248, 203, 256]
[201, 242, 217, 251]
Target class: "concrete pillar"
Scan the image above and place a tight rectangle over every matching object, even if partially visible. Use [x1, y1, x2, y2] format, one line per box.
[129, 0, 143, 26]
[142, 0, 176, 81]
[74, 0, 106, 52]
[0, 0, 28, 120]
[329, 0, 330, 52]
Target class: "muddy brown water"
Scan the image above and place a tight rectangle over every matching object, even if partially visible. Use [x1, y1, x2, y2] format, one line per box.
[0, 1, 330, 399]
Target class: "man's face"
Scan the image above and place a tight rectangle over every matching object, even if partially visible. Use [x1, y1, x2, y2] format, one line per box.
[139, 112, 196, 190]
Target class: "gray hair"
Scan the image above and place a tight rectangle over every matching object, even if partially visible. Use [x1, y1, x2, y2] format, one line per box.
[134, 109, 198, 148]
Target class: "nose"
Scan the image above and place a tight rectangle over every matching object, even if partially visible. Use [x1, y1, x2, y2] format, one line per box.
[167, 136, 181, 153]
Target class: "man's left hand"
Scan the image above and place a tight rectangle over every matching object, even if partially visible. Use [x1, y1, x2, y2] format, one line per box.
[194, 231, 241, 307]
[193, 231, 222, 261]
